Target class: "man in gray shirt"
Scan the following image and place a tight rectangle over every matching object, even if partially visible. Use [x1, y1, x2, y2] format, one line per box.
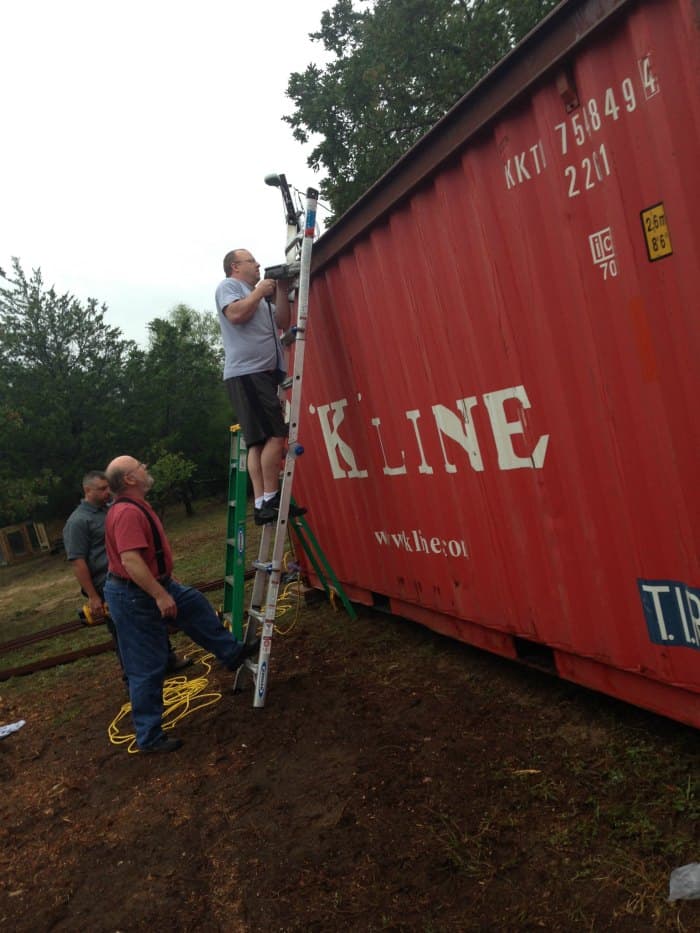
[215, 248, 306, 525]
[63, 470, 190, 678]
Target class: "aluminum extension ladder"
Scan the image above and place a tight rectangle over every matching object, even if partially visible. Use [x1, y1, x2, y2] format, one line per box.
[223, 422, 356, 700]
[228, 183, 356, 707]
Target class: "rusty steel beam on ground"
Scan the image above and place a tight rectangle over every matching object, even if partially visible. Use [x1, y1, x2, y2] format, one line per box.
[0, 620, 88, 656]
[0, 641, 115, 681]
[0, 577, 233, 656]
[0, 573, 252, 679]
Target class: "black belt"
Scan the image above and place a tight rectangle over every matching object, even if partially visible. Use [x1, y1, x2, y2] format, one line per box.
[106, 572, 171, 586]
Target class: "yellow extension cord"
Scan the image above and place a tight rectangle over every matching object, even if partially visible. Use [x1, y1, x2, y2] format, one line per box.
[108, 559, 304, 753]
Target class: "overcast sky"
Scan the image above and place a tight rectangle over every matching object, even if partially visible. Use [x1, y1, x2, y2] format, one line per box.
[1, 0, 334, 346]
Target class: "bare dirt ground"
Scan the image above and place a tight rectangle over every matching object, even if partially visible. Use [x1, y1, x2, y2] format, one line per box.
[1, 578, 699, 930]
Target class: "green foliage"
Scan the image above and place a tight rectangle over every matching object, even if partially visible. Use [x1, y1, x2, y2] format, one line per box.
[148, 450, 197, 518]
[0, 259, 137, 523]
[0, 464, 58, 525]
[0, 405, 46, 522]
[168, 303, 224, 366]
[285, 0, 559, 217]
[128, 305, 232, 486]
[0, 262, 231, 527]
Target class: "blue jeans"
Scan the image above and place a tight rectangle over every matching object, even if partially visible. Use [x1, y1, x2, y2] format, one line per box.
[104, 578, 243, 750]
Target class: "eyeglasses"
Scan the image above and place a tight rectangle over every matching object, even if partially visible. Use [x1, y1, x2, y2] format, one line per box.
[234, 258, 257, 265]
[127, 462, 147, 475]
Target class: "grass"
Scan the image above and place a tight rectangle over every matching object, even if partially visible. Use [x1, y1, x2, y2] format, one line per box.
[428, 811, 496, 878]
[0, 555, 78, 638]
[1, 653, 112, 698]
[1, 628, 111, 670]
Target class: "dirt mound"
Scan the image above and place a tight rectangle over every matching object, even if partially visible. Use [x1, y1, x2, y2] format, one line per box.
[1, 604, 698, 931]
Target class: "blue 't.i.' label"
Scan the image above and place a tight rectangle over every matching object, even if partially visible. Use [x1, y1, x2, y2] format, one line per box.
[638, 578, 700, 650]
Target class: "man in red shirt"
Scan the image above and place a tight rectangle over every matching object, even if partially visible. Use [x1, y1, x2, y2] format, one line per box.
[103, 455, 258, 754]
[62, 469, 191, 681]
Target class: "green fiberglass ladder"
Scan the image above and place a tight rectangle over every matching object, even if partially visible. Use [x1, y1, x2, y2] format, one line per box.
[222, 181, 356, 707]
[222, 424, 248, 640]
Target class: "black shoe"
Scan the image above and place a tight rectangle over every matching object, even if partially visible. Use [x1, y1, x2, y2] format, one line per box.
[227, 637, 261, 670]
[140, 734, 183, 754]
[254, 506, 264, 526]
[259, 492, 307, 525]
[166, 653, 193, 673]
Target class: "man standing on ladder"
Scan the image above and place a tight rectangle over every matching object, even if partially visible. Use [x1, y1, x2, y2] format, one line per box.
[215, 249, 306, 526]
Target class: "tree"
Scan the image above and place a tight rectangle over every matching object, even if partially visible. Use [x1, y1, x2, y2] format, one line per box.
[285, 0, 559, 217]
[0, 266, 233, 526]
[168, 303, 224, 367]
[127, 305, 232, 491]
[0, 445, 57, 526]
[148, 450, 197, 518]
[0, 405, 46, 524]
[0, 259, 138, 524]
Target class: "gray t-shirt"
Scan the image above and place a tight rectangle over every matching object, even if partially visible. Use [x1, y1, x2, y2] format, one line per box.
[215, 278, 285, 379]
[63, 500, 108, 591]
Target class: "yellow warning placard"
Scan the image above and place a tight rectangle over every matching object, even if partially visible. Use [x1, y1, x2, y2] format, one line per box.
[640, 203, 673, 261]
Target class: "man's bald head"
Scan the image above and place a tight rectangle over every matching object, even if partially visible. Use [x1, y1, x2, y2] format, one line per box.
[106, 455, 144, 495]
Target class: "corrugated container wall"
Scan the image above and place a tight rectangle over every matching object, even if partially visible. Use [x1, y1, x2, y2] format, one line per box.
[292, 0, 700, 727]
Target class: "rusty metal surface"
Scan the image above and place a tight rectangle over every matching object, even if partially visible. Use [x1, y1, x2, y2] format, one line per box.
[311, 0, 639, 273]
[295, 0, 700, 726]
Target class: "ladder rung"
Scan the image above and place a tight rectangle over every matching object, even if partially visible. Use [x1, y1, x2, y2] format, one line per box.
[252, 560, 272, 572]
[248, 608, 265, 624]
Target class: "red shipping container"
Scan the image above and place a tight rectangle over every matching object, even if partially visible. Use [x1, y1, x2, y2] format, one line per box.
[291, 0, 700, 728]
